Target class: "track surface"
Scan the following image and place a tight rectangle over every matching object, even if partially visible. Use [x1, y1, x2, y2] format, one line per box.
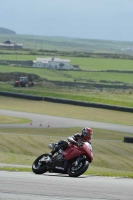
[0, 171, 133, 200]
[0, 109, 133, 133]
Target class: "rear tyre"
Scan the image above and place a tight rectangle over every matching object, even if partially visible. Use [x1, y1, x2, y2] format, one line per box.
[32, 154, 48, 174]
[67, 160, 89, 177]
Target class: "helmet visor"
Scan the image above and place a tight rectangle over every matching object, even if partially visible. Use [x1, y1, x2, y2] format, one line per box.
[86, 132, 93, 138]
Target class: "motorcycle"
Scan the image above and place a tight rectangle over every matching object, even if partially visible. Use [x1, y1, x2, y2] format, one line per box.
[32, 141, 93, 177]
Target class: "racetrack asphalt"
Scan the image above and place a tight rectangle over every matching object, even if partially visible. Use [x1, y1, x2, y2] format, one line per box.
[0, 109, 133, 133]
[0, 171, 133, 200]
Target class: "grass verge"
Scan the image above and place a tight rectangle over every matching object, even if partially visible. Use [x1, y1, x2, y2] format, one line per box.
[0, 115, 30, 124]
[1, 96, 133, 126]
[0, 166, 133, 178]
[1, 83, 133, 108]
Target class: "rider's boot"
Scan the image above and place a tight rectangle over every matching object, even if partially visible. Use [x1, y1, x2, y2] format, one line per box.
[48, 148, 58, 162]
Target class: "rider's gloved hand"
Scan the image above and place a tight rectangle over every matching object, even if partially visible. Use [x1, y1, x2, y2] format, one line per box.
[71, 140, 83, 147]
[76, 142, 83, 147]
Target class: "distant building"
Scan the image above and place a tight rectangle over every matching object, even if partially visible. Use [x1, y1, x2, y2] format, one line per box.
[33, 57, 74, 70]
[0, 40, 23, 49]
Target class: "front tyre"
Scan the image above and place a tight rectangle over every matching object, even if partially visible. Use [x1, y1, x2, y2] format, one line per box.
[67, 160, 89, 177]
[32, 154, 48, 174]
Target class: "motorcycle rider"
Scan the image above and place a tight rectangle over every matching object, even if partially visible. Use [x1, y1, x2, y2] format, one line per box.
[49, 127, 93, 158]
[68, 127, 93, 151]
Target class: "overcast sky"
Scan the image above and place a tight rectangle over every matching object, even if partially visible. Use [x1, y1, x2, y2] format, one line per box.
[1, 0, 133, 41]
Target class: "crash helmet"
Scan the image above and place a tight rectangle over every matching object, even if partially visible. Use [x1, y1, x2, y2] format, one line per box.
[82, 127, 93, 142]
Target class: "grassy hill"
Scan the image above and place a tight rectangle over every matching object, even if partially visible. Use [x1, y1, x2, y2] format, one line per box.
[0, 27, 16, 35]
[0, 34, 133, 55]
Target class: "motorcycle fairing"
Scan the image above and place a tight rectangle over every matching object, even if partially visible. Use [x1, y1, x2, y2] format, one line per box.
[63, 143, 93, 162]
[62, 145, 85, 160]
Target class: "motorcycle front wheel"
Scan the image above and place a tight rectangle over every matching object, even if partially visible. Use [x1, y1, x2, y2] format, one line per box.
[67, 160, 89, 177]
[32, 154, 48, 174]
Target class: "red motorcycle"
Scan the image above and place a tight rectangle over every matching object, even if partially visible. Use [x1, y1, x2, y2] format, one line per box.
[32, 141, 93, 177]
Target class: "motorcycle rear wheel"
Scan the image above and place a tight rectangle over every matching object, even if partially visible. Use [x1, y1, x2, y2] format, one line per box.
[32, 154, 48, 174]
[67, 160, 89, 177]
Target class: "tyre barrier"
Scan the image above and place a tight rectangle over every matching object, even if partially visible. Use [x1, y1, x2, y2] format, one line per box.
[124, 137, 133, 143]
[44, 97, 133, 113]
[1, 93, 133, 112]
[0, 91, 42, 101]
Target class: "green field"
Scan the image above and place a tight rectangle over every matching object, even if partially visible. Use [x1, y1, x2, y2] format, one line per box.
[1, 34, 133, 54]
[1, 54, 133, 71]
[1, 65, 133, 83]
[1, 82, 133, 108]
[1, 43, 133, 105]
[67, 71, 133, 83]
[1, 50, 133, 90]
